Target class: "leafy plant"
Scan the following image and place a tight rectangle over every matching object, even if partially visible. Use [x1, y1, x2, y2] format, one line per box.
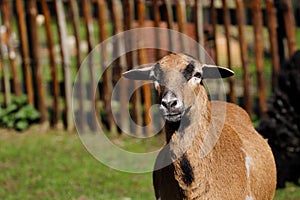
[0, 96, 40, 131]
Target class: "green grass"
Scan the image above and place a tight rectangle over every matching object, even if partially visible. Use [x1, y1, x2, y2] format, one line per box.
[0, 129, 155, 200]
[1, 129, 300, 200]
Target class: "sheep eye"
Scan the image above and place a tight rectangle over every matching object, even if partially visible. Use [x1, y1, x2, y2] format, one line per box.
[193, 72, 202, 79]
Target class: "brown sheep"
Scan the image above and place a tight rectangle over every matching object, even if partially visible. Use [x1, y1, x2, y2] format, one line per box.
[123, 53, 276, 200]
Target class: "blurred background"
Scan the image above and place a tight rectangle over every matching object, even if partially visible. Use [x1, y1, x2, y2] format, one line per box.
[0, 0, 300, 199]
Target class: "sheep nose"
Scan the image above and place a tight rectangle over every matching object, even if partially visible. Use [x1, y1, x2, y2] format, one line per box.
[161, 91, 179, 110]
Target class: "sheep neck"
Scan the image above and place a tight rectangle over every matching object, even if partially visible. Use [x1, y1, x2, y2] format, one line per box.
[165, 92, 212, 153]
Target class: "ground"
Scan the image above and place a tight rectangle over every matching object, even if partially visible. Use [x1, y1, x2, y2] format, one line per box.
[0, 127, 300, 200]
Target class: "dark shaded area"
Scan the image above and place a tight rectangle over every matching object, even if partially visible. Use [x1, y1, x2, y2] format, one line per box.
[257, 50, 300, 188]
[179, 153, 195, 186]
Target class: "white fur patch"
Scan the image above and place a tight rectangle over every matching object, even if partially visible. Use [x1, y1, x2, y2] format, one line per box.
[246, 195, 254, 200]
[241, 148, 254, 178]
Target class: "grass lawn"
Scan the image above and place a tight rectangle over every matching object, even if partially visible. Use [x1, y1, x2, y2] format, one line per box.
[1, 129, 300, 200]
[0, 129, 154, 200]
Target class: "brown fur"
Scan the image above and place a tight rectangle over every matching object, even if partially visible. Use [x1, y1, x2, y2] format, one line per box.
[152, 54, 276, 200]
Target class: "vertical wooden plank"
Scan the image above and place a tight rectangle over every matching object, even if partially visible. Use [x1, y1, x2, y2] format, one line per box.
[153, 0, 162, 60]
[15, 0, 34, 105]
[25, 0, 48, 122]
[175, 0, 187, 51]
[162, 0, 174, 52]
[266, 0, 280, 91]
[137, 0, 152, 136]
[195, 0, 205, 60]
[221, 0, 235, 103]
[41, 0, 60, 127]
[97, 0, 116, 133]
[124, 0, 143, 135]
[1, 0, 20, 97]
[54, 0, 73, 131]
[111, 0, 129, 134]
[282, 0, 296, 57]
[0, 2, 11, 106]
[235, 0, 251, 115]
[210, 0, 219, 65]
[251, 0, 267, 118]
[82, 0, 98, 131]
[68, 0, 86, 131]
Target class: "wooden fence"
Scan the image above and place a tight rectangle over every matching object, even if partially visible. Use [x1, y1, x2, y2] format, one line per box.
[0, 0, 298, 133]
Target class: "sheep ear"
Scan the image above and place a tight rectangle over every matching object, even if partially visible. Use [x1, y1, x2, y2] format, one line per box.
[122, 65, 153, 80]
[202, 64, 234, 79]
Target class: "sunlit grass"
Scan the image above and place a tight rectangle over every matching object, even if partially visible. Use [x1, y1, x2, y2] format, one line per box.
[0, 130, 300, 200]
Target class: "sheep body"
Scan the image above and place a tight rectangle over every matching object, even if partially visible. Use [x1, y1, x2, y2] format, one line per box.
[154, 101, 276, 200]
[123, 53, 276, 200]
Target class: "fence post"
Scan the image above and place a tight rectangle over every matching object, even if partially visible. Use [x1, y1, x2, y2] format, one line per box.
[111, 0, 129, 134]
[153, 0, 162, 60]
[251, 0, 267, 119]
[235, 0, 251, 115]
[266, 0, 280, 92]
[25, 0, 48, 122]
[282, 0, 297, 57]
[82, 0, 98, 131]
[195, 0, 205, 61]
[210, 0, 218, 65]
[221, 0, 236, 103]
[54, 0, 73, 131]
[124, 0, 143, 136]
[163, 0, 175, 52]
[137, 0, 153, 136]
[176, 0, 188, 52]
[15, 0, 34, 105]
[1, 0, 20, 97]
[0, 2, 11, 106]
[96, 0, 116, 134]
[68, 0, 86, 131]
[41, 0, 60, 127]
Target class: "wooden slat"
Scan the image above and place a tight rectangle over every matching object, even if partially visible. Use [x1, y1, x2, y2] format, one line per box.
[15, 0, 34, 105]
[137, 0, 153, 136]
[82, 0, 98, 131]
[54, 0, 73, 130]
[282, 0, 297, 57]
[68, 0, 86, 131]
[251, 0, 267, 118]
[97, 0, 116, 133]
[235, 0, 251, 115]
[111, 0, 130, 134]
[210, 0, 219, 65]
[221, 0, 235, 103]
[266, 0, 280, 92]
[41, 0, 60, 127]
[162, 0, 174, 52]
[124, 0, 143, 136]
[194, 0, 205, 60]
[25, 0, 48, 122]
[153, 0, 162, 60]
[0, 2, 11, 106]
[1, 0, 20, 97]
[175, 0, 187, 52]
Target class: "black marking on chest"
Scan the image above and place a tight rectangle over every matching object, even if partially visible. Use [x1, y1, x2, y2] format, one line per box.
[180, 153, 194, 186]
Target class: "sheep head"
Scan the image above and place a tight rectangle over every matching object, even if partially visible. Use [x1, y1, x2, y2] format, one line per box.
[123, 53, 234, 123]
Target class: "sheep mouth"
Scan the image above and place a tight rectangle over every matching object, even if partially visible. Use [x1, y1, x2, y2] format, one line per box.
[161, 107, 191, 122]
[163, 112, 183, 122]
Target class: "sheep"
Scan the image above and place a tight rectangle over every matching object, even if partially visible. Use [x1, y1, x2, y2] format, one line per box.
[123, 53, 276, 200]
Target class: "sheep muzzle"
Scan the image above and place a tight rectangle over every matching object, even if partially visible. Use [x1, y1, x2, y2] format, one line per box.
[160, 90, 186, 122]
